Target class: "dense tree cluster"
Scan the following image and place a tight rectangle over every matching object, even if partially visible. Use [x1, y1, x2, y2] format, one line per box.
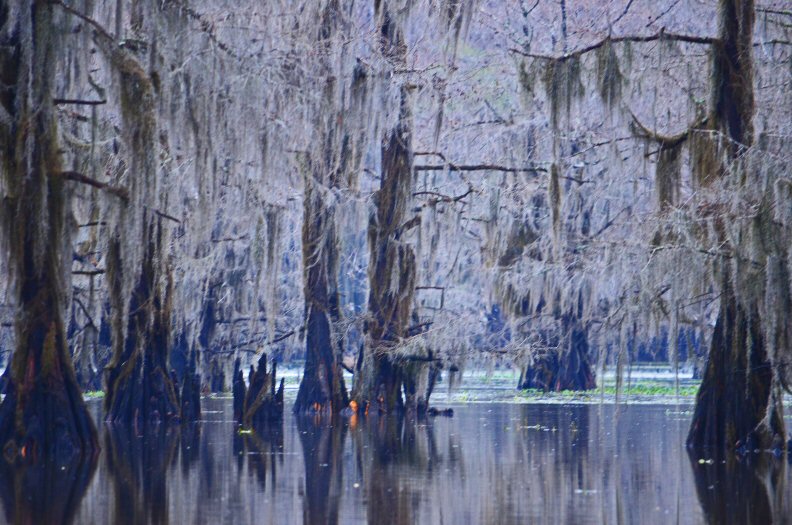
[0, 0, 789, 460]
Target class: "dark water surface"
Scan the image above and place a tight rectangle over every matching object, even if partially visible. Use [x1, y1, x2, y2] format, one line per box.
[1, 399, 790, 524]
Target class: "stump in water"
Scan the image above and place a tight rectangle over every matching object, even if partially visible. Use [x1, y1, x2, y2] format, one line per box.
[180, 351, 202, 423]
[234, 354, 284, 427]
[209, 358, 226, 393]
[0, 0, 98, 461]
[518, 318, 596, 392]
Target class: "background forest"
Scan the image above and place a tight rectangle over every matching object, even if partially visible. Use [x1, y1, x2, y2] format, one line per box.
[0, 0, 790, 461]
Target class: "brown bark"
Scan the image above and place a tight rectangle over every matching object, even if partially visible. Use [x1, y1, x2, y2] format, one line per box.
[687, 0, 787, 454]
[687, 280, 784, 453]
[294, 1, 362, 415]
[237, 354, 284, 427]
[352, 87, 418, 414]
[0, 0, 98, 461]
[95, 8, 190, 427]
[294, 165, 349, 413]
[104, 224, 182, 428]
[518, 317, 596, 392]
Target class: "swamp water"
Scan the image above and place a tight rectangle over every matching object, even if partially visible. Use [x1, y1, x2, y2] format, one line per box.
[1, 398, 790, 524]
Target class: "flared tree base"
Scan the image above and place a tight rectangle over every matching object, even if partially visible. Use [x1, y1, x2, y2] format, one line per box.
[687, 293, 786, 456]
[0, 380, 98, 464]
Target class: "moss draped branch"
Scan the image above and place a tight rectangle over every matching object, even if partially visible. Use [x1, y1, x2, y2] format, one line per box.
[510, 28, 717, 62]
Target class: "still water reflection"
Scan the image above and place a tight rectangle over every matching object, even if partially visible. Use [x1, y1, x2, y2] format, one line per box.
[1, 399, 789, 524]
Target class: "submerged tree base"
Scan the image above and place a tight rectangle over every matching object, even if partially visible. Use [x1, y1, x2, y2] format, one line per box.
[0, 377, 98, 464]
[687, 290, 786, 456]
[352, 353, 440, 416]
[233, 354, 284, 427]
[518, 320, 596, 392]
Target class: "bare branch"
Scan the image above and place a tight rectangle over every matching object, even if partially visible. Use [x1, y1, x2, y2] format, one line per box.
[53, 98, 106, 106]
[414, 163, 546, 174]
[510, 29, 717, 62]
[51, 0, 115, 43]
[56, 171, 130, 202]
[628, 109, 708, 148]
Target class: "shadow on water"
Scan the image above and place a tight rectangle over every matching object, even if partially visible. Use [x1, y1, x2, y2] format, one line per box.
[233, 420, 284, 491]
[104, 423, 184, 525]
[688, 451, 791, 525]
[297, 412, 445, 525]
[296, 415, 347, 525]
[0, 451, 96, 525]
[46, 400, 790, 524]
[352, 415, 445, 525]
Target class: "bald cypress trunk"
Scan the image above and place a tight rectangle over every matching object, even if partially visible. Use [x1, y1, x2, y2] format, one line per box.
[0, 0, 98, 461]
[687, 0, 786, 454]
[96, 18, 191, 427]
[294, 168, 349, 414]
[352, 88, 417, 414]
[294, 1, 364, 415]
[688, 279, 783, 452]
[104, 223, 182, 427]
[518, 316, 596, 392]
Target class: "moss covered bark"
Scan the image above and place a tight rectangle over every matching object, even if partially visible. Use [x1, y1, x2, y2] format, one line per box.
[687, 0, 787, 454]
[352, 87, 418, 414]
[0, 0, 98, 462]
[96, 12, 192, 427]
[518, 317, 596, 392]
[295, 1, 369, 415]
[104, 223, 182, 427]
[294, 165, 349, 414]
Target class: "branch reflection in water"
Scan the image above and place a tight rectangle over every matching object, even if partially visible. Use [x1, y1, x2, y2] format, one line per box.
[0, 449, 96, 524]
[689, 450, 791, 525]
[43, 399, 790, 524]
